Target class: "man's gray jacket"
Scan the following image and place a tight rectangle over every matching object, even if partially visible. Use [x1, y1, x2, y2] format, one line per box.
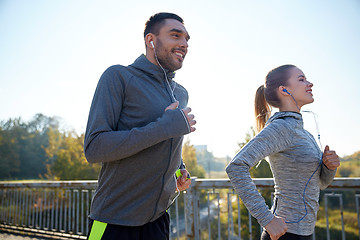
[84, 54, 190, 226]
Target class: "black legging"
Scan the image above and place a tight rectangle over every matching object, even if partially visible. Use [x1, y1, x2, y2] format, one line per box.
[87, 212, 170, 240]
[261, 231, 313, 240]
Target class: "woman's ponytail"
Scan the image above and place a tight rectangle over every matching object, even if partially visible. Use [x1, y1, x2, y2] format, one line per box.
[254, 64, 297, 132]
[254, 85, 271, 133]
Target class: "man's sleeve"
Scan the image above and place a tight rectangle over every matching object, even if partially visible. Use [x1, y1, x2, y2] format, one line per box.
[84, 66, 190, 163]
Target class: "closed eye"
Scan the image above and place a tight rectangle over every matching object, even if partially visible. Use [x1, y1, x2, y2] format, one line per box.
[298, 75, 306, 82]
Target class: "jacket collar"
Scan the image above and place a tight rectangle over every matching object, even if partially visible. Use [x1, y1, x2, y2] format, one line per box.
[129, 54, 176, 82]
[266, 111, 303, 127]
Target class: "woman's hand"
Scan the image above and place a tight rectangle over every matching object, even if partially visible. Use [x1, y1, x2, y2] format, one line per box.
[322, 145, 340, 170]
[264, 216, 287, 240]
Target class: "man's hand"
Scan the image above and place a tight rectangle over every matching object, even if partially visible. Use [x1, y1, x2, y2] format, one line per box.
[176, 169, 191, 191]
[165, 101, 196, 132]
[165, 101, 179, 111]
[322, 145, 340, 170]
[264, 216, 287, 240]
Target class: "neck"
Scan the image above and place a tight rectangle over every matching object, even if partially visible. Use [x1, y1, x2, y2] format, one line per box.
[145, 49, 160, 67]
[279, 102, 301, 113]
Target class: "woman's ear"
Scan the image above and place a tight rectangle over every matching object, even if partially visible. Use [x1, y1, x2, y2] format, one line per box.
[279, 86, 290, 96]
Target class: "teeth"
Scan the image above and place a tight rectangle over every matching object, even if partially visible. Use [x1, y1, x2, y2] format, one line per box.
[175, 52, 183, 58]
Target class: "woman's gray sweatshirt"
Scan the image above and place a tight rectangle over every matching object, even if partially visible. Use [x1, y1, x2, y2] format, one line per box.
[226, 112, 336, 235]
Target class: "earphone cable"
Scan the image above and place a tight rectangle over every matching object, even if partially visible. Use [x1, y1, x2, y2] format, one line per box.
[302, 110, 322, 150]
[153, 47, 177, 102]
[273, 104, 323, 223]
[279, 157, 322, 223]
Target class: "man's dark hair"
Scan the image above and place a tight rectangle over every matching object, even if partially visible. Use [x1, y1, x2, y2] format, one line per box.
[144, 12, 184, 38]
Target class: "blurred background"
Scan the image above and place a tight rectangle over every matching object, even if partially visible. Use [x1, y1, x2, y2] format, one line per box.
[1, 0, 359, 159]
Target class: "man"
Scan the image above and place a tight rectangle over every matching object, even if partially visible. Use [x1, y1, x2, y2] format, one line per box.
[84, 12, 196, 240]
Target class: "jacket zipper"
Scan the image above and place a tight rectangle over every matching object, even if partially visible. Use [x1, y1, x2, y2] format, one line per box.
[150, 78, 177, 221]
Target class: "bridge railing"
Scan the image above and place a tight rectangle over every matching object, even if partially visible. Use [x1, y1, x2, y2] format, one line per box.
[0, 178, 359, 240]
[0, 181, 96, 239]
[184, 177, 360, 240]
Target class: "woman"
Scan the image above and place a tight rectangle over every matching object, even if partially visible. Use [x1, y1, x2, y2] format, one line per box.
[226, 65, 340, 240]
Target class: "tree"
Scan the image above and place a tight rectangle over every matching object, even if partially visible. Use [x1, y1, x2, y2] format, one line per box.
[0, 123, 21, 179]
[43, 129, 101, 180]
[0, 114, 59, 180]
[236, 126, 272, 178]
[337, 151, 360, 177]
[182, 138, 205, 178]
[0, 113, 101, 180]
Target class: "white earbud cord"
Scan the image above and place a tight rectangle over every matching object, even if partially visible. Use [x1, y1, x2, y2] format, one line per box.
[153, 45, 177, 102]
[153, 44, 191, 132]
[153, 44, 181, 205]
[170, 175, 181, 205]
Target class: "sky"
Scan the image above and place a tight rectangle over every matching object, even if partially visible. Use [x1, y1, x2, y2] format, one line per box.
[0, 0, 359, 158]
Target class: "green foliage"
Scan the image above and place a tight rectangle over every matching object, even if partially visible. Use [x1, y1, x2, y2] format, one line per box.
[237, 126, 273, 178]
[196, 149, 229, 178]
[201, 190, 360, 240]
[0, 114, 100, 180]
[237, 126, 255, 150]
[182, 138, 206, 178]
[0, 114, 59, 180]
[337, 151, 360, 177]
[343, 151, 360, 161]
[316, 205, 360, 239]
[250, 160, 273, 178]
[169, 139, 206, 225]
[43, 129, 101, 180]
[202, 190, 263, 240]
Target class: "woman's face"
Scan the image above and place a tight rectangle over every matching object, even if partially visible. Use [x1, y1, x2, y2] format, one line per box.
[285, 67, 314, 108]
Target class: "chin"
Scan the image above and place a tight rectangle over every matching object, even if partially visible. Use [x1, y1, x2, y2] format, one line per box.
[171, 64, 183, 72]
[302, 98, 314, 107]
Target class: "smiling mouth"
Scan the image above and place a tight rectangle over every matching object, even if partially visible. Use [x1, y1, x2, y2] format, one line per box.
[174, 50, 185, 60]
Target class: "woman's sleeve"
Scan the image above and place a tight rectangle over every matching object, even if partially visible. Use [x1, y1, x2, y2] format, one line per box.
[226, 120, 293, 227]
[319, 163, 337, 190]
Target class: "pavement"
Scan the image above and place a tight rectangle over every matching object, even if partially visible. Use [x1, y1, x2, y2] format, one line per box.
[0, 232, 51, 240]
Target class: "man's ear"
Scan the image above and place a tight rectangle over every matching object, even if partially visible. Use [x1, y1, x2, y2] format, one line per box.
[145, 33, 154, 49]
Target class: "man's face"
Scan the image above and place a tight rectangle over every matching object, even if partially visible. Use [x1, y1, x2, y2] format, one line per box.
[153, 19, 190, 72]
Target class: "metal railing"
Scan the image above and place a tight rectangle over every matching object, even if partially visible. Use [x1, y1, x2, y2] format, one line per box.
[0, 178, 359, 240]
[0, 181, 97, 239]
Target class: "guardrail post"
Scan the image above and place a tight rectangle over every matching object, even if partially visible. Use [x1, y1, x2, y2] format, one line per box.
[185, 177, 199, 240]
[0, 178, 359, 239]
[325, 193, 345, 240]
[355, 194, 360, 239]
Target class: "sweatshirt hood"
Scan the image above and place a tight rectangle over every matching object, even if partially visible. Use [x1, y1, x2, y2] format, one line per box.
[129, 54, 176, 82]
[266, 111, 303, 126]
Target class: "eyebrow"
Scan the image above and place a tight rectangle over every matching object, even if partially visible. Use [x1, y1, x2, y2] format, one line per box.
[298, 75, 306, 78]
[169, 28, 190, 41]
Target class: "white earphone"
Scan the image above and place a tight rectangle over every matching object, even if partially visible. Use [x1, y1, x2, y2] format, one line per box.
[150, 39, 177, 102]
